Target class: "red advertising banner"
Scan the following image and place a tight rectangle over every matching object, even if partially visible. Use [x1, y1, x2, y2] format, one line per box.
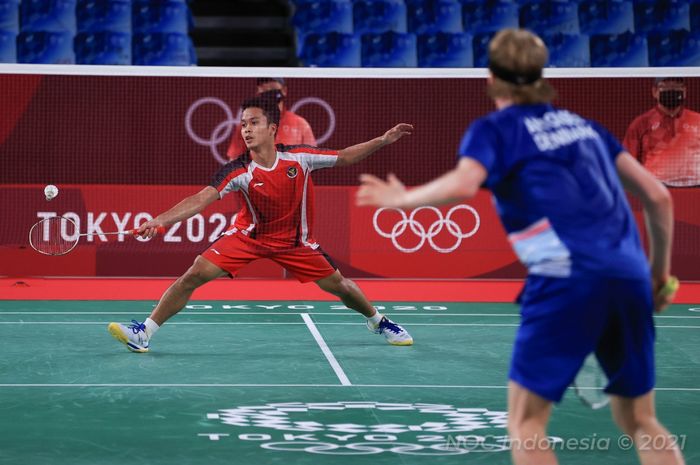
[1, 185, 517, 278]
[3, 185, 699, 279]
[1, 73, 700, 279]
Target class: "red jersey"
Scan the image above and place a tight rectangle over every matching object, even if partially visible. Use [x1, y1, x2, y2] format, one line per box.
[210, 144, 338, 249]
[623, 106, 700, 187]
[226, 110, 316, 159]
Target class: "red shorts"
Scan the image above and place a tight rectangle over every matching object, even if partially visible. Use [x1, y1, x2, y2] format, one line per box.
[200, 233, 337, 283]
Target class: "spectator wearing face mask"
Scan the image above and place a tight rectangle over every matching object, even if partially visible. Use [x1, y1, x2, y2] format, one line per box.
[227, 78, 317, 160]
[623, 77, 700, 187]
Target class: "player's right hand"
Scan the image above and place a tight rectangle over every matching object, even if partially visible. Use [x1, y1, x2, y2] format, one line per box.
[357, 173, 407, 208]
[137, 220, 166, 239]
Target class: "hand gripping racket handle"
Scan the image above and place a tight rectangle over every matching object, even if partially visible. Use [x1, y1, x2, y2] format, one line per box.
[128, 226, 166, 235]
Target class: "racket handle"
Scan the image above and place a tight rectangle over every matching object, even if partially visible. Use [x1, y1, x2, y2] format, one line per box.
[129, 226, 166, 235]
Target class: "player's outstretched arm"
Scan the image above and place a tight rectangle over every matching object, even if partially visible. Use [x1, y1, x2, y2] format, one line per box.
[616, 151, 675, 311]
[335, 123, 413, 167]
[357, 157, 487, 209]
[137, 186, 220, 238]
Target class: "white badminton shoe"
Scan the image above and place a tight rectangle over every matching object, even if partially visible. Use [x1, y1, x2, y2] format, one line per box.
[108, 320, 150, 353]
[368, 316, 413, 346]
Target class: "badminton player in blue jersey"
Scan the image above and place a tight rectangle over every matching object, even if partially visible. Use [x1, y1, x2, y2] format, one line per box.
[357, 29, 684, 465]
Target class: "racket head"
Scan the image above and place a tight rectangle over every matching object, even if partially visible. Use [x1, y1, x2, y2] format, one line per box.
[573, 353, 610, 410]
[29, 216, 80, 256]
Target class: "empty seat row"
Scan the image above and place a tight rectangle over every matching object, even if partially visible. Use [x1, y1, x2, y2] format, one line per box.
[0, 0, 194, 64]
[298, 30, 700, 67]
[0, 0, 192, 35]
[292, 0, 697, 40]
[0, 30, 195, 65]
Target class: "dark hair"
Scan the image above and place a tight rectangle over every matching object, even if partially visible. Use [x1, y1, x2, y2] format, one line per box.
[241, 95, 281, 127]
[256, 77, 285, 86]
[655, 77, 685, 86]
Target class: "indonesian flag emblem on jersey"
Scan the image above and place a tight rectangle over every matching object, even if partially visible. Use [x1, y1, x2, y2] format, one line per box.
[210, 144, 338, 249]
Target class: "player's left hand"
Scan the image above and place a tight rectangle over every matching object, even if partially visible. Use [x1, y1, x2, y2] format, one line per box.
[357, 173, 407, 207]
[381, 123, 413, 145]
[652, 275, 679, 313]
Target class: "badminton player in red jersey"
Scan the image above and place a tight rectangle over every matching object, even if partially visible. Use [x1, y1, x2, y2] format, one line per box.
[108, 95, 414, 352]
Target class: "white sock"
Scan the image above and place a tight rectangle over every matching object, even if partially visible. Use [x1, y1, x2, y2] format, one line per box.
[144, 318, 160, 338]
[367, 311, 383, 327]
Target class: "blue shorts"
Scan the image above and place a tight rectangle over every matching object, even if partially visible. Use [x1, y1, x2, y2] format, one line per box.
[510, 275, 656, 402]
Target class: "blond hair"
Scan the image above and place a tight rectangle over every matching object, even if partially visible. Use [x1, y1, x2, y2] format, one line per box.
[487, 29, 556, 104]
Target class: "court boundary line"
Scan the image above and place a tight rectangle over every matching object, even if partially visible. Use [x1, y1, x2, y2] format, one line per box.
[0, 321, 698, 329]
[301, 313, 351, 386]
[1, 312, 523, 316]
[0, 383, 697, 391]
[1, 311, 697, 319]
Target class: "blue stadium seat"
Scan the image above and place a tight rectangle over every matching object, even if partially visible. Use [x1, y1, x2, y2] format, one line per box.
[418, 32, 472, 67]
[406, 0, 463, 34]
[353, 0, 407, 34]
[132, 32, 195, 65]
[133, 0, 191, 34]
[77, 0, 131, 33]
[634, 0, 690, 34]
[75, 31, 130, 64]
[543, 33, 590, 67]
[292, 0, 353, 34]
[472, 31, 495, 67]
[692, 2, 700, 32]
[298, 32, 361, 66]
[579, 0, 634, 35]
[292, 0, 353, 57]
[20, 0, 76, 33]
[520, 1, 579, 35]
[590, 32, 648, 67]
[461, 1, 518, 34]
[362, 31, 417, 66]
[0, 0, 19, 34]
[648, 29, 700, 66]
[17, 30, 75, 63]
[0, 30, 15, 62]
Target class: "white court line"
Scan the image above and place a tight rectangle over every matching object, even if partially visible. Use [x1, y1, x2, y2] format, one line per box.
[0, 312, 522, 317]
[0, 322, 698, 329]
[301, 313, 351, 386]
[0, 311, 696, 319]
[0, 383, 697, 391]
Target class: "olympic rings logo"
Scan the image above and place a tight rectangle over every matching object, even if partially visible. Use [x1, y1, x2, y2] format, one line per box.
[185, 96, 336, 165]
[373, 205, 480, 253]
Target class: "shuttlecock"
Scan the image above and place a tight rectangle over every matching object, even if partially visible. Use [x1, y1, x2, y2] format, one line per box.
[44, 184, 59, 201]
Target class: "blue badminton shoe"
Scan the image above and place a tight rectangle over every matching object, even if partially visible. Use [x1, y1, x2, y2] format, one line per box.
[368, 316, 413, 346]
[108, 320, 150, 353]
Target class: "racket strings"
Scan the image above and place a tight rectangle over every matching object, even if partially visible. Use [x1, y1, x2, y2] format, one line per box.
[29, 217, 79, 256]
[574, 354, 610, 409]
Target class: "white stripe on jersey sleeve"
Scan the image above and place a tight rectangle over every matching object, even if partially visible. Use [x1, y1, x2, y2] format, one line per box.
[278, 150, 338, 172]
[220, 168, 252, 199]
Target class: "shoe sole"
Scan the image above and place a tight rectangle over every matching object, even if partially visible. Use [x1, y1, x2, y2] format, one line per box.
[388, 339, 413, 346]
[108, 323, 149, 353]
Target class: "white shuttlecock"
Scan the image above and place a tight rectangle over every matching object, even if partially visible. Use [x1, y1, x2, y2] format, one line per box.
[44, 184, 59, 201]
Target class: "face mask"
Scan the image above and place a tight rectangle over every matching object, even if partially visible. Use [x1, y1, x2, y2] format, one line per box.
[658, 90, 684, 110]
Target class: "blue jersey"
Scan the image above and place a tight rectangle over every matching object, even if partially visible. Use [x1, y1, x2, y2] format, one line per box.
[459, 104, 649, 279]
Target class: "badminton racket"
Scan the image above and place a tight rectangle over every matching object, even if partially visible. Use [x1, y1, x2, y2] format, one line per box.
[572, 353, 609, 410]
[29, 216, 164, 256]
